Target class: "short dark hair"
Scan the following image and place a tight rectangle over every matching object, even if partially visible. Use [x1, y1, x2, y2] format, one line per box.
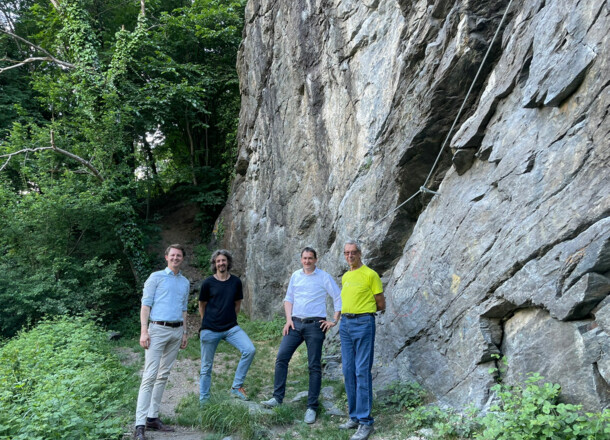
[301, 247, 317, 259]
[210, 249, 233, 273]
[165, 244, 186, 257]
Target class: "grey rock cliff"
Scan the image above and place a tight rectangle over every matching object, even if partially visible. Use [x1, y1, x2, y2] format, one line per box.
[220, 0, 610, 410]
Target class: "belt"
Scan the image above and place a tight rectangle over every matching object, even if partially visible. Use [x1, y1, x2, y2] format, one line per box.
[150, 321, 183, 328]
[292, 317, 325, 324]
[342, 313, 376, 319]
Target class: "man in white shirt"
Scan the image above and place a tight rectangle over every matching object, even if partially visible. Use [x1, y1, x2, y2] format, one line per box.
[261, 247, 342, 424]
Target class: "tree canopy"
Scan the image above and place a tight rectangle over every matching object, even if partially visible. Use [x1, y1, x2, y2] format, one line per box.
[0, 0, 245, 337]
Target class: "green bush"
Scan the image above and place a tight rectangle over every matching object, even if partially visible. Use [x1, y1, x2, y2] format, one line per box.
[0, 183, 142, 337]
[476, 373, 610, 440]
[403, 404, 480, 439]
[0, 316, 134, 439]
[378, 380, 427, 412]
[399, 372, 610, 440]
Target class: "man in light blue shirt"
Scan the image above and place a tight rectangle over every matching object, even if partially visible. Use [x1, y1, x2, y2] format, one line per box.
[261, 247, 341, 424]
[134, 244, 190, 440]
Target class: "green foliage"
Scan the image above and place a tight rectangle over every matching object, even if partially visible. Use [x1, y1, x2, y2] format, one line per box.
[0, 316, 134, 439]
[108, 314, 142, 340]
[402, 405, 480, 439]
[173, 167, 227, 231]
[396, 369, 610, 440]
[175, 391, 297, 440]
[265, 403, 300, 427]
[0, 0, 246, 335]
[178, 332, 202, 360]
[193, 243, 213, 274]
[176, 394, 269, 439]
[0, 181, 143, 337]
[378, 380, 427, 412]
[238, 313, 285, 342]
[476, 373, 610, 440]
[200, 396, 257, 437]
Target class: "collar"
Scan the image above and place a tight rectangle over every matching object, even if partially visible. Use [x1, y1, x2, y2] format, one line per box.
[164, 267, 182, 276]
[301, 267, 319, 276]
[213, 273, 231, 281]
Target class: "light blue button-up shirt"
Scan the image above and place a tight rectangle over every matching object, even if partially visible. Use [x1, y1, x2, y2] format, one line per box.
[142, 267, 190, 322]
[284, 267, 341, 318]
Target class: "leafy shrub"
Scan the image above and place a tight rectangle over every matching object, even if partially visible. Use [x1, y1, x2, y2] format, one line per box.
[403, 404, 480, 439]
[399, 372, 609, 440]
[0, 183, 142, 337]
[0, 316, 134, 439]
[0, 257, 130, 338]
[476, 372, 610, 440]
[378, 380, 427, 412]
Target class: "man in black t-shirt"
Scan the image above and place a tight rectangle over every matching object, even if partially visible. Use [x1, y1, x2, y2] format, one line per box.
[198, 249, 256, 403]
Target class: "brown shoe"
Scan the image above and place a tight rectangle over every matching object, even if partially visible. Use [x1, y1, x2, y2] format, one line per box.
[146, 417, 175, 432]
[134, 425, 147, 440]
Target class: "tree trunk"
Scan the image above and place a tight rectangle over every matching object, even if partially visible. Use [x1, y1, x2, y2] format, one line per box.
[185, 115, 198, 185]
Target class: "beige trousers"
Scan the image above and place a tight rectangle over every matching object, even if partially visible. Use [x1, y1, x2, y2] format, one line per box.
[135, 323, 183, 426]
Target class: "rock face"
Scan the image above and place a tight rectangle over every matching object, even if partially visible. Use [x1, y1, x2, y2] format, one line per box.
[220, 0, 610, 410]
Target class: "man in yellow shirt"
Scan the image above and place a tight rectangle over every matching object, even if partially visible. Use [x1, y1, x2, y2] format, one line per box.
[338, 240, 385, 440]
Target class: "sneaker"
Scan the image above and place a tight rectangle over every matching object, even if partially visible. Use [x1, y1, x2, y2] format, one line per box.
[339, 419, 359, 430]
[350, 424, 374, 440]
[304, 408, 316, 424]
[199, 397, 209, 407]
[230, 386, 249, 400]
[260, 397, 280, 408]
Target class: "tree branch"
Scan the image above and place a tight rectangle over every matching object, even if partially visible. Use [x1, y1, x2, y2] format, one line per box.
[50, 130, 104, 182]
[49, 0, 60, 11]
[0, 131, 105, 182]
[0, 147, 51, 172]
[0, 56, 68, 73]
[0, 28, 76, 70]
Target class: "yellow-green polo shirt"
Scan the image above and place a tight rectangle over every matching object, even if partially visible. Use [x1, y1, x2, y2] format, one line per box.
[341, 265, 383, 314]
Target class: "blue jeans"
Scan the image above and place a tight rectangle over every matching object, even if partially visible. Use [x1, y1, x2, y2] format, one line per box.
[340, 314, 375, 426]
[273, 318, 326, 410]
[199, 325, 255, 401]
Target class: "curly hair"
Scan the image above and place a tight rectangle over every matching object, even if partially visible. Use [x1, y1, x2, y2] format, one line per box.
[210, 249, 233, 273]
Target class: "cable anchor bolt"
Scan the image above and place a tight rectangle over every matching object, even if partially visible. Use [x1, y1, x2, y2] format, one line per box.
[420, 186, 440, 196]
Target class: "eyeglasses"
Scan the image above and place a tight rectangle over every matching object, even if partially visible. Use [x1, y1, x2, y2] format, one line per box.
[343, 251, 359, 256]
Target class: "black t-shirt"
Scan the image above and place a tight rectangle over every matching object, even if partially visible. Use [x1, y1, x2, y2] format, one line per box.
[199, 275, 243, 332]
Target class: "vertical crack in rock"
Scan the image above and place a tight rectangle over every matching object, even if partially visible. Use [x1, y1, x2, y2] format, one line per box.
[366, 0, 512, 272]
